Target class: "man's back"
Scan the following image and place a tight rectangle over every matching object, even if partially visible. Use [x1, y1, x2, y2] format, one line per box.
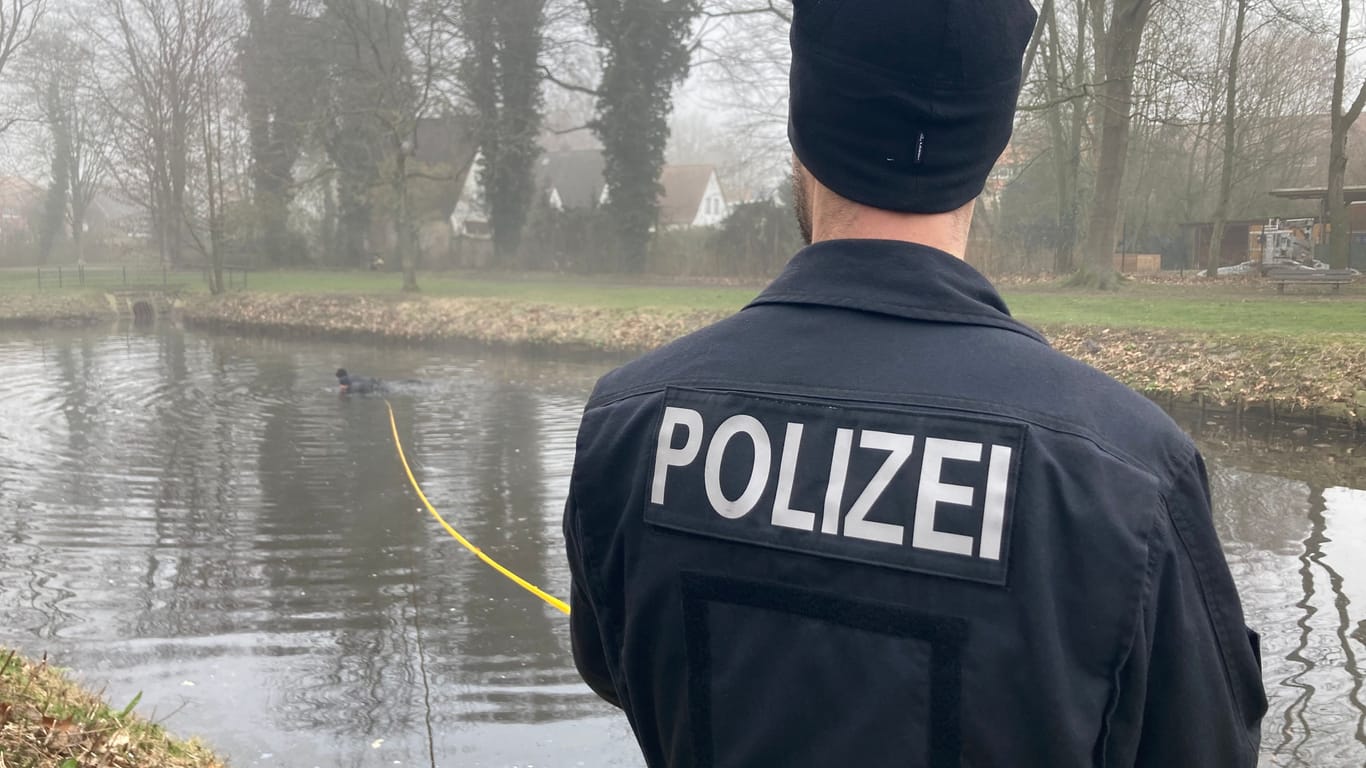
[564, 242, 1266, 766]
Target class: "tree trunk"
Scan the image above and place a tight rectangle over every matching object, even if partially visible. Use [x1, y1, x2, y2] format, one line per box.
[396, 141, 418, 292]
[1326, 0, 1366, 270]
[208, 107, 225, 295]
[1326, 121, 1350, 269]
[243, 0, 310, 267]
[321, 179, 336, 263]
[1040, 0, 1073, 274]
[336, 175, 370, 267]
[1080, 0, 1154, 288]
[1054, 0, 1090, 274]
[1206, 0, 1246, 280]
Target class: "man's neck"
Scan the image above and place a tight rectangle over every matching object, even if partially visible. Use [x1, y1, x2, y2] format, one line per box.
[813, 205, 972, 259]
[806, 180, 974, 259]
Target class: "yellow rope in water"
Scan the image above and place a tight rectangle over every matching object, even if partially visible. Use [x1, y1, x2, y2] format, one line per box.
[385, 399, 571, 615]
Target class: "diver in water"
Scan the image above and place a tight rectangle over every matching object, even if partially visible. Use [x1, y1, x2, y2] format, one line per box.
[336, 368, 385, 395]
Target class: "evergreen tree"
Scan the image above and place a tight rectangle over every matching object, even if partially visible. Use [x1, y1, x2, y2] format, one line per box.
[462, 0, 546, 266]
[37, 78, 71, 263]
[585, 0, 699, 271]
[242, 0, 326, 266]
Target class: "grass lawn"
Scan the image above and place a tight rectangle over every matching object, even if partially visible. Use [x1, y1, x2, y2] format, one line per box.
[241, 269, 765, 311]
[0, 647, 225, 767]
[231, 270, 1366, 337]
[3, 266, 1362, 338]
[1002, 288, 1366, 338]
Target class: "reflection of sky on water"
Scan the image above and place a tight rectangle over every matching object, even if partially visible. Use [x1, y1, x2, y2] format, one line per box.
[0, 327, 642, 767]
[1205, 460, 1366, 767]
[1322, 488, 1366, 619]
[2, 327, 1365, 767]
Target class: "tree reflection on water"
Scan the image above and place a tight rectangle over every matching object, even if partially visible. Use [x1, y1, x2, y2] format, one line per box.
[0, 328, 1363, 767]
[1171, 403, 1366, 766]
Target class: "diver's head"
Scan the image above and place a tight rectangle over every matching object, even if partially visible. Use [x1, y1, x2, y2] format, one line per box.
[336, 368, 350, 393]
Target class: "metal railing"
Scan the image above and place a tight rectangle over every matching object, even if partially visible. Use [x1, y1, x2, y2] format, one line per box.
[33, 264, 172, 290]
[210, 265, 250, 290]
[21, 264, 251, 291]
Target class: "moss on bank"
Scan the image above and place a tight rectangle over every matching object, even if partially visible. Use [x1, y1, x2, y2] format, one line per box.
[0, 648, 225, 768]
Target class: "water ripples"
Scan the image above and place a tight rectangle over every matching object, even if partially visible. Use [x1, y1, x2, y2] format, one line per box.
[3, 327, 1365, 766]
[0, 327, 622, 766]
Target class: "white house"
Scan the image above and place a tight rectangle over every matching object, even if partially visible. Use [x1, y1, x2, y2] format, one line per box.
[658, 165, 728, 228]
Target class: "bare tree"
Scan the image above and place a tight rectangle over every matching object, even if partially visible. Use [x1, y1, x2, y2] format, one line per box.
[686, 0, 792, 195]
[100, 0, 228, 266]
[1079, 0, 1159, 287]
[0, 0, 47, 132]
[322, 0, 458, 290]
[21, 26, 113, 265]
[1206, 0, 1250, 279]
[184, 6, 238, 292]
[1325, 0, 1366, 268]
[1030, 0, 1095, 275]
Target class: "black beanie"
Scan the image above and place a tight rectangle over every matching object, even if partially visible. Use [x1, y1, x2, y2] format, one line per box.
[788, 0, 1038, 213]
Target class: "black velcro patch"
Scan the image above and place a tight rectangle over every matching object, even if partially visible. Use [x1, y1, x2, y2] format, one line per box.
[644, 387, 1025, 585]
[681, 572, 969, 768]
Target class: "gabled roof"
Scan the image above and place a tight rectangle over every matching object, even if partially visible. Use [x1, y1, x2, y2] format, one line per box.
[536, 149, 607, 209]
[658, 165, 717, 226]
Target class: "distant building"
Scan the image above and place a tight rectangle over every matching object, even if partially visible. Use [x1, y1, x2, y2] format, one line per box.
[0, 177, 41, 238]
[383, 115, 480, 266]
[1181, 197, 1366, 272]
[536, 149, 609, 212]
[982, 142, 1029, 209]
[658, 164, 728, 229]
[528, 150, 727, 228]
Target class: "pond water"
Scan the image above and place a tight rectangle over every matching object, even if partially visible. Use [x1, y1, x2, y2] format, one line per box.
[0, 325, 1362, 768]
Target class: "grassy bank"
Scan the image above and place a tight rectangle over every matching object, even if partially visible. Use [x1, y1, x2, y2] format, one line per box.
[0, 648, 224, 768]
[3, 267, 1363, 425]
[229, 269, 1366, 337]
[0, 292, 114, 327]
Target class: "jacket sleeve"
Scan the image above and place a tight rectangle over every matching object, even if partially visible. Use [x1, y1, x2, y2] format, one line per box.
[1113, 451, 1267, 767]
[563, 481, 623, 709]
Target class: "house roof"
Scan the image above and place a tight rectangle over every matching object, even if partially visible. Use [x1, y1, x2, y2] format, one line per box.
[1270, 186, 1366, 203]
[536, 149, 607, 209]
[0, 177, 41, 211]
[658, 165, 717, 226]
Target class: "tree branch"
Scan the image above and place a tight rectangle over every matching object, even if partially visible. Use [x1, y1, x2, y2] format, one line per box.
[1347, 75, 1366, 127]
[540, 65, 599, 96]
[699, 0, 790, 25]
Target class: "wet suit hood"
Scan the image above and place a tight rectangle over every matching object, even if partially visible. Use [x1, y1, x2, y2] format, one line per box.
[336, 368, 383, 395]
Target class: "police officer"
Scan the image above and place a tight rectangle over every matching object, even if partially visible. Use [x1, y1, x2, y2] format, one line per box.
[563, 1, 1267, 765]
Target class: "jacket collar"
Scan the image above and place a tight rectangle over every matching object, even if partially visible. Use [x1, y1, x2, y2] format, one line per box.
[745, 239, 1048, 346]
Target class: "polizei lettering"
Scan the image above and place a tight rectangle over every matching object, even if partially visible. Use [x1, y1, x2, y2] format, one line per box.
[644, 388, 1026, 585]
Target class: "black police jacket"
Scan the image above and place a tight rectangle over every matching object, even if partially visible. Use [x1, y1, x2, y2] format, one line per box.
[564, 240, 1267, 768]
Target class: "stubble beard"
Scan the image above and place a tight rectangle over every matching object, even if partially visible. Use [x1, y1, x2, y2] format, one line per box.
[791, 159, 813, 246]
